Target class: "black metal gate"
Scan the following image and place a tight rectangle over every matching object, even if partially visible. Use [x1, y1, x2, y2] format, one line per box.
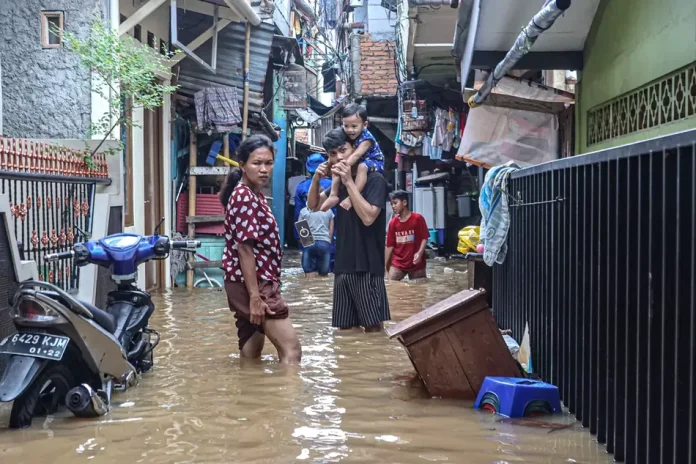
[493, 129, 696, 463]
[0, 138, 110, 345]
[0, 138, 110, 293]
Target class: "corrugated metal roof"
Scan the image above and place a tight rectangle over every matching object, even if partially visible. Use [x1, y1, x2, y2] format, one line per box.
[176, 10, 275, 116]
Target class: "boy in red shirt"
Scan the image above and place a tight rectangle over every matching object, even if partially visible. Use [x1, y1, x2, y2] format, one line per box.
[385, 190, 429, 281]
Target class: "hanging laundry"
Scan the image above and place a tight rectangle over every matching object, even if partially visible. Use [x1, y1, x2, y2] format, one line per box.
[431, 108, 447, 148]
[194, 87, 242, 134]
[423, 135, 442, 160]
[479, 162, 520, 266]
[431, 108, 457, 151]
[442, 109, 456, 151]
[321, 0, 338, 28]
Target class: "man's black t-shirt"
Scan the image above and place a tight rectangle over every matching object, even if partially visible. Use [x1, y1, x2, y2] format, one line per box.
[334, 172, 388, 276]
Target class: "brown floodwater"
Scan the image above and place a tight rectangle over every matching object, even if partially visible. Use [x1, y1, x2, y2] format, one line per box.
[0, 254, 613, 463]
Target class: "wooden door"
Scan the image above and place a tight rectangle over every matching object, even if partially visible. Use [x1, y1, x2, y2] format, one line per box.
[143, 106, 165, 291]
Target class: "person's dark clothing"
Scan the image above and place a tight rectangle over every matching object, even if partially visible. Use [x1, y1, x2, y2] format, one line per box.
[334, 172, 388, 276]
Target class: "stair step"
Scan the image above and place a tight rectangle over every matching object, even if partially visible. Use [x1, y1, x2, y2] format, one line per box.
[186, 260, 223, 270]
[186, 214, 225, 224]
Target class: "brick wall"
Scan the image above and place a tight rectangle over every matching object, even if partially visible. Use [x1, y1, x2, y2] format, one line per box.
[359, 35, 398, 97]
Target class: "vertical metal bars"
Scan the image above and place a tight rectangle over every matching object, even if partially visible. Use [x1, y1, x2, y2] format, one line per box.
[492, 130, 696, 463]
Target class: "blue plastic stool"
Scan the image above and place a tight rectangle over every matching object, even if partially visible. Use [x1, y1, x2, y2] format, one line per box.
[473, 377, 562, 418]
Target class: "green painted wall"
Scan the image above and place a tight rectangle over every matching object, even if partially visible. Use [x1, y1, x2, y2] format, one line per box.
[576, 0, 696, 154]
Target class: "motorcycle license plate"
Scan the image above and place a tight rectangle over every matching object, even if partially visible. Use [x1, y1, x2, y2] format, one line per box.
[0, 333, 69, 361]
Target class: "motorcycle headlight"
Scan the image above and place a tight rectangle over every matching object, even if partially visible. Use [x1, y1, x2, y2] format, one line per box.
[11, 298, 68, 324]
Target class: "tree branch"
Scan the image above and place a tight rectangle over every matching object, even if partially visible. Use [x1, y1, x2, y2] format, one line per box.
[90, 117, 123, 157]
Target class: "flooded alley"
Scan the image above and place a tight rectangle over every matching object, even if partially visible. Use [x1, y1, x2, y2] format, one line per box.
[0, 257, 612, 463]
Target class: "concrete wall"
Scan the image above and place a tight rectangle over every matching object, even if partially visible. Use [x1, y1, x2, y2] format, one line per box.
[274, 0, 292, 36]
[576, 0, 696, 154]
[366, 0, 396, 40]
[123, 104, 173, 290]
[116, 1, 174, 289]
[0, 0, 97, 138]
[353, 1, 397, 41]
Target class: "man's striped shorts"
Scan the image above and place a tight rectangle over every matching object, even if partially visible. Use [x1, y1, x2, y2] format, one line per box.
[332, 272, 390, 329]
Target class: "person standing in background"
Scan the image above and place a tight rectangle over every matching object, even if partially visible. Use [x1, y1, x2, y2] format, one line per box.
[294, 153, 332, 228]
[298, 206, 334, 277]
[286, 160, 306, 248]
[295, 153, 335, 270]
[385, 190, 429, 281]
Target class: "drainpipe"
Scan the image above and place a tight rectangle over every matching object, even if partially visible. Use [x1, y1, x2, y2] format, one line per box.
[458, 0, 481, 92]
[468, 0, 571, 108]
[350, 33, 362, 99]
[409, 0, 459, 7]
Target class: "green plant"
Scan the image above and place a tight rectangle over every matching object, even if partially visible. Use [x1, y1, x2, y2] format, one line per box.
[62, 20, 178, 162]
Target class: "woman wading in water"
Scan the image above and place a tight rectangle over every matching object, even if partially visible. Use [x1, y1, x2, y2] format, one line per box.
[219, 135, 302, 364]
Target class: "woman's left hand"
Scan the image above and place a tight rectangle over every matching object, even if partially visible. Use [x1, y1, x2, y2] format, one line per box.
[250, 295, 274, 325]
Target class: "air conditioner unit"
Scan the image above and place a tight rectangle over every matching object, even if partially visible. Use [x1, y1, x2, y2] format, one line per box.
[349, 0, 365, 8]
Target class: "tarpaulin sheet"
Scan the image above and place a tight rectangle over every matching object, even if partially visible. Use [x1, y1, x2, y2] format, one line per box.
[457, 106, 558, 168]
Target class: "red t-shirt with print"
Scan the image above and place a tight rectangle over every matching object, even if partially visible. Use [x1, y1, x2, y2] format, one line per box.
[222, 184, 282, 282]
[386, 212, 429, 272]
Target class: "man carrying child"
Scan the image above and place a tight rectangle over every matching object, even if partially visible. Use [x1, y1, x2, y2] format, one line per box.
[321, 104, 385, 212]
[307, 125, 390, 332]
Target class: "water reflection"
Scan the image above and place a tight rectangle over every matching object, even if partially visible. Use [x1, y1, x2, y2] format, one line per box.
[0, 253, 612, 463]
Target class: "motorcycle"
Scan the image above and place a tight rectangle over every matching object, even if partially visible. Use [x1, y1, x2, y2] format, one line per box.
[0, 228, 200, 428]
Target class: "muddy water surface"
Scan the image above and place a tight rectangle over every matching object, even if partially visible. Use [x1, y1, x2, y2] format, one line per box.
[0, 255, 612, 463]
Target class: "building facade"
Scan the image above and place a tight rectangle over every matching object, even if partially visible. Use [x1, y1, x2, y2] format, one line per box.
[576, 0, 696, 153]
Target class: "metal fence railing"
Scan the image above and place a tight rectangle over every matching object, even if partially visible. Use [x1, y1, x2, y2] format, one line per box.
[493, 128, 696, 463]
[0, 137, 110, 293]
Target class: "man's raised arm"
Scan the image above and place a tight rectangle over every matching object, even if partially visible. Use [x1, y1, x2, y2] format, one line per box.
[307, 163, 329, 211]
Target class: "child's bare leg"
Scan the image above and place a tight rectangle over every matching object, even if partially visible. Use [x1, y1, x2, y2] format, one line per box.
[340, 164, 368, 210]
[321, 174, 341, 211]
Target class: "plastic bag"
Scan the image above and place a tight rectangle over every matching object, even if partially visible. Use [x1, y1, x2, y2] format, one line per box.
[502, 335, 520, 360]
[457, 226, 480, 255]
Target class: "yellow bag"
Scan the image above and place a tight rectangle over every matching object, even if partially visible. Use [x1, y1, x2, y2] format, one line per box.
[457, 226, 480, 255]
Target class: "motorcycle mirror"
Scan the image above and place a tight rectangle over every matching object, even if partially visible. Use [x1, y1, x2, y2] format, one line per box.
[154, 217, 165, 235]
[74, 225, 91, 240]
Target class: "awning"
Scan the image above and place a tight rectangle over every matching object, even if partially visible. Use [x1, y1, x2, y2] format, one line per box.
[176, 10, 275, 116]
[462, 72, 575, 113]
[294, 108, 322, 126]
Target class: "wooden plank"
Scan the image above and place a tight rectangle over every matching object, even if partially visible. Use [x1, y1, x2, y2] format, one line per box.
[444, 311, 522, 395]
[396, 297, 489, 347]
[169, 19, 232, 66]
[172, 0, 242, 22]
[186, 260, 223, 270]
[186, 125, 197, 288]
[408, 334, 475, 399]
[189, 166, 230, 176]
[385, 289, 486, 339]
[186, 215, 225, 224]
[119, 0, 169, 36]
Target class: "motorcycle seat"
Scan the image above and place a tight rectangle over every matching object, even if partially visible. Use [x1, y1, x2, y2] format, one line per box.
[39, 290, 116, 334]
[78, 300, 117, 335]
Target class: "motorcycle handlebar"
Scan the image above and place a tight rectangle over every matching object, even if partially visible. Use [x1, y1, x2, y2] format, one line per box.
[171, 240, 201, 250]
[44, 250, 75, 263]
